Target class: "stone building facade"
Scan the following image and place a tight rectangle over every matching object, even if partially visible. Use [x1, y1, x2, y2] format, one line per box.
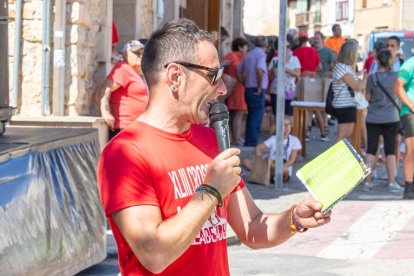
[7, 0, 157, 117]
[8, 0, 244, 118]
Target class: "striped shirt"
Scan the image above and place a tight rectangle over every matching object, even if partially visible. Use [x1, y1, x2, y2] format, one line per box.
[332, 63, 357, 108]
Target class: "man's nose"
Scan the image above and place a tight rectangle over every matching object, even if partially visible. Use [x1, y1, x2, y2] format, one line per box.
[216, 78, 228, 97]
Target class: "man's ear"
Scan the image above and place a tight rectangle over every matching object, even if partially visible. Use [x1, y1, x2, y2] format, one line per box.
[165, 63, 181, 92]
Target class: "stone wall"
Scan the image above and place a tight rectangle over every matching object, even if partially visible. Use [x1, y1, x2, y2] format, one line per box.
[8, 0, 109, 116]
[66, 0, 109, 116]
[138, 0, 156, 38]
[114, 0, 156, 50]
[8, 0, 44, 116]
[221, 0, 233, 57]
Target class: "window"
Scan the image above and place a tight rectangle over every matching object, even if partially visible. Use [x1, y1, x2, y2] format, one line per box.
[314, 0, 321, 23]
[336, 0, 349, 21]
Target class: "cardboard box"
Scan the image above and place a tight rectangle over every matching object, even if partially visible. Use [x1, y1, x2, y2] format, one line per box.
[296, 77, 331, 103]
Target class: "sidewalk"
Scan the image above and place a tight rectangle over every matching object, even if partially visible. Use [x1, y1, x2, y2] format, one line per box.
[226, 120, 406, 245]
[108, 121, 406, 255]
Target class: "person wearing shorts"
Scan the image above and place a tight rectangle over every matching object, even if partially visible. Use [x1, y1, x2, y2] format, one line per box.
[394, 56, 414, 199]
[363, 50, 401, 193]
[331, 40, 367, 141]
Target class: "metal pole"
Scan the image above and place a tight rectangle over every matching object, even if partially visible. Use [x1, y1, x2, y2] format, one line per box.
[12, 0, 22, 108]
[0, 0, 12, 135]
[274, 0, 287, 190]
[0, 0, 9, 108]
[399, 0, 403, 30]
[52, 0, 66, 116]
[41, 0, 51, 115]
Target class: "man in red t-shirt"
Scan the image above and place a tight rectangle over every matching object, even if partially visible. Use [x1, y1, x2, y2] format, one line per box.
[100, 40, 149, 140]
[293, 32, 328, 141]
[97, 19, 332, 276]
[293, 31, 321, 77]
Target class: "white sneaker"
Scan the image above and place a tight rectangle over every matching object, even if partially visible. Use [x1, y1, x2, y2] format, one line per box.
[363, 182, 373, 192]
[371, 170, 377, 180]
[320, 135, 329, 142]
[388, 182, 403, 192]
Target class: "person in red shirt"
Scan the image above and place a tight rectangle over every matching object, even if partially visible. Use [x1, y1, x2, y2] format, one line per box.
[293, 31, 321, 77]
[363, 51, 375, 73]
[97, 18, 331, 276]
[293, 32, 327, 141]
[222, 37, 248, 146]
[100, 40, 149, 140]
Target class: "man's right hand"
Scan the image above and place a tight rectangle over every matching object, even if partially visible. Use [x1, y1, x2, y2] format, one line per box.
[203, 148, 242, 198]
[253, 88, 262, 96]
[103, 113, 115, 130]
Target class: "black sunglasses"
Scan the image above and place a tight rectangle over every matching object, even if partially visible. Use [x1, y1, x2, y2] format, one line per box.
[164, 61, 224, 85]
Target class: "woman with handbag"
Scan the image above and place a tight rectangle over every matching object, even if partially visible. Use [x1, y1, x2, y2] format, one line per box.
[331, 40, 367, 141]
[222, 37, 249, 146]
[363, 50, 402, 192]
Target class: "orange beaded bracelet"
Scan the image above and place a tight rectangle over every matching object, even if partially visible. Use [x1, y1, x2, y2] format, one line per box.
[289, 204, 308, 236]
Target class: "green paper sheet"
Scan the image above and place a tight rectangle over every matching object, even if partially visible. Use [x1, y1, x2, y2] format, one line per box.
[296, 139, 370, 213]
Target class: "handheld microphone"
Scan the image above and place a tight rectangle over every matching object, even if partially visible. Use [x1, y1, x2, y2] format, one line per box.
[209, 102, 230, 152]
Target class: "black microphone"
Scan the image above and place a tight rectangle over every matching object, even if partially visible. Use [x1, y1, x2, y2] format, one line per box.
[209, 102, 230, 152]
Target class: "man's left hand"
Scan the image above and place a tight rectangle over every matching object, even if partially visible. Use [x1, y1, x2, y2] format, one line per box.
[294, 197, 331, 229]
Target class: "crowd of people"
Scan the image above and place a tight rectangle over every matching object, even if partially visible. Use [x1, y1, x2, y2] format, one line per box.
[96, 17, 414, 275]
[218, 25, 414, 199]
[101, 21, 414, 197]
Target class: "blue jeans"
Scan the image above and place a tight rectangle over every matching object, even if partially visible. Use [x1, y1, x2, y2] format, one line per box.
[244, 87, 266, 146]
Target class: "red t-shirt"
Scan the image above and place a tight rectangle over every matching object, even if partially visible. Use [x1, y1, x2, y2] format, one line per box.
[97, 121, 245, 276]
[363, 55, 375, 73]
[293, 47, 320, 74]
[223, 52, 247, 111]
[107, 62, 149, 129]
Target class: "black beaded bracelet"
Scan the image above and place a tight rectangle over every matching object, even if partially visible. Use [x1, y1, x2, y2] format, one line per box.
[195, 184, 223, 207]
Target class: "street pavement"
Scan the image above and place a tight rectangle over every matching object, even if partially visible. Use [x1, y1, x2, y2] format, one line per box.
[77, 122, 414, 275]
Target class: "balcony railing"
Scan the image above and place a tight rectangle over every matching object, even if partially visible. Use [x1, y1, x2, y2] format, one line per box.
[295, 11, 322, 27]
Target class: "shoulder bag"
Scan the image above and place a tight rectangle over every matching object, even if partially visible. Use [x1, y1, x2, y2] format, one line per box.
[325, 82, 335, 115]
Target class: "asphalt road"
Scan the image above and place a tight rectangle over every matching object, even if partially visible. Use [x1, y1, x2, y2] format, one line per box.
[77, 122, 414, 275]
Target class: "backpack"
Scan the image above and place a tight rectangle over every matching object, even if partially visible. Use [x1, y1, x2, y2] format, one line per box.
[325, 83, 335, 115]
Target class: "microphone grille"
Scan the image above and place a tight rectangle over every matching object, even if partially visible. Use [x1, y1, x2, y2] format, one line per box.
[209, 102, 229, 123]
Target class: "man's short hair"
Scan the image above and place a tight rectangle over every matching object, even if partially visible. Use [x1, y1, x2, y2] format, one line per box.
[314, 31, 325, 40]
[231, 37, 248, 52]
[254, 36, 267, 47]
[387, 35, 401, 46]
[332, 24, 340, 32]
[141, 18, 218, 87]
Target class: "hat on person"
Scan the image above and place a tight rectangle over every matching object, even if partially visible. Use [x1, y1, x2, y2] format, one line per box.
[122, 40, 145, 53]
